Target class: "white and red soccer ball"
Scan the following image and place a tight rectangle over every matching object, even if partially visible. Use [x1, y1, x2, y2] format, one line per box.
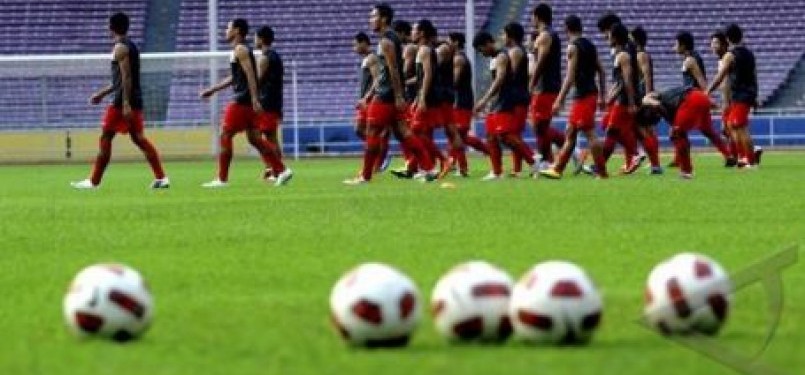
[330, 263, 421, 347]
[63, 263, 154, 342]
[509, 261, 603, 345]
[430, 261, 514, 342]
[644, 253, 732, 335]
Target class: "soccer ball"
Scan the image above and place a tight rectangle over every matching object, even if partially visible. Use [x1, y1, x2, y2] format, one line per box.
[431, 261, 514, 342]
[644, 253, 731, 335]
[510, 261, 603, 345]
[330, 263, 421, 348]
[63, 263, 153, 342]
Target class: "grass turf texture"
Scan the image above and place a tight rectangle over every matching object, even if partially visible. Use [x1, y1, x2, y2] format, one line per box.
[0, 152, 803, 375]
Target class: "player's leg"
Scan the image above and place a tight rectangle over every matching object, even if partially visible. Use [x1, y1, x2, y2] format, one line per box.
[373, 127, 391, 173]
[670, 127, 693, 178]
[73, 106, 121, 189]
[247, 127, 291, 186]
[392, 118, 436, 178]
[204, 104, 246, 187]
[637, 126, 661, 173]
[540, 124, 580, 179]
[347, 102, 388, 184]
[129, 131, 168, 188]
[484, 134, 504, 180]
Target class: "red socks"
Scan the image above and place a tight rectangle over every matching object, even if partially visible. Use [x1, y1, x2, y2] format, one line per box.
[672, 132, 693, 174]
[218, 136, 234, 182]
[402, 135, 435, 171]
[642, 133, 661, 168]
[90, 138, 113, 185]
[361, 136, 382, 180]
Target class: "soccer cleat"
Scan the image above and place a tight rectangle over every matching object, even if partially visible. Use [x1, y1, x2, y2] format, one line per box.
[150, 177, 170, 189]
[481, 172, 502, 181]
[667, 160, 680, 168]
[454, 170, 469, 178]
[202, 179, 228, 188]
[754, 147, 763, 166]
[416, 170, 439, 183]
[378, 153, 392, 172]
[274, 168, 294, 187]
[622, 156, 642, 175]
[579, 164, 596, 176]
[508, 171, 521, 179]
[539, 168, 563, 180]
[680, 173, 694, 180]
[649, 167, 664, 175]
[437, 158, 454, 179]
[724, 158, 738, 168]
[262, 168, 277, 181]
[390, 168, 414, 179]
[343, 176, 368, 186]
[70, 179, 98, 190]
[635, 153, 647, 168]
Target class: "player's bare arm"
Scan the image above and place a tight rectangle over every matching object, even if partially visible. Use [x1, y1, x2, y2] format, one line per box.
[529, 32, 550, 92]
[553, 44, 578, 115]
[416, 46, 433, 112]
[115, 43, 134, 119]
[381, 38, 405, 110]
[453, 53, 465, 88]
[359, 55, 379, 108]
[596, 55, 607, 109]
[707, 52, 734, 95]
[200, 76, 232, 99]
[618, 52, 637, 112]
[637, 52, 653, 92]
[474, 54, 507, 113]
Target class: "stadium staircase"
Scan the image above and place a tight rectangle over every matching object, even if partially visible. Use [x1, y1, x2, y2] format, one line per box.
[767, 54, 805, 109]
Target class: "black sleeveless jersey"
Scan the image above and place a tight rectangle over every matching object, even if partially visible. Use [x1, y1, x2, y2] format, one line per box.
[454, 52, 474, 110]
[111, 38, 143, 109]
[613, 44, 640, 105]
[375, 30, 404, 103]
[729, 46, 758, 104]
[258, 48, 283, 114]
[437, 51, 454, 105]
[535, 28, 562, 94]
[571, 37, 599, 99]
[358, 55, 374, 99]
[415, 47, 439, 107]
[510, 45, 530, 106]
[682, 51, 706, 89]
[490, 51, 514, 112]
[636, 50, 654, 99]
[230, 43, 257, 105]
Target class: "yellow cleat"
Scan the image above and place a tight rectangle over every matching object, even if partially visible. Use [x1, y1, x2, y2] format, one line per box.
[539, 168, 563, 180]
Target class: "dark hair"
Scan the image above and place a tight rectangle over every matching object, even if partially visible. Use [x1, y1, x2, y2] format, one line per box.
[392, 20, 411, 37]
[109, 12, 130, 35]
[565, 15, 583, 33]
[449, 32, 465, 49]
[472, 31, 495, 49]
[232, 18, 249, 37]
[610, 23, 629, 45]
[257, 26, 274, 45]
[597, 12, 621, 32]
[504, 22, 525, 44]
[676, 31, 694, 51]
[631, 27, 648, 48]
[354, 31, 370, 44]
[374, 3, 394, 24]
[636, 106, 662, 127]
[711, 30, 728, 45]
[725, 23, 743, 44]
[533, 3, 552, 25]
[416, 19, 437, 39]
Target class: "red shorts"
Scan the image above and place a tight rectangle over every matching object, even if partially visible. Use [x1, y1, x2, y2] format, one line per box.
[485, 111, 513, 135]
[102, 106, 144, 134]
[411, 106, 438, 132]
[674, 90, 712, 132]
[513, 105, 528, 133]
[439, 103, 453, 127]
[453, 108, 473, 129]
[355, 107, 369, 126]
[256, 111, 281, 133]
[223, 103, 256, 133]
[725, 102, 751, 128]
[367, 100, 396, 129]
[530, 93, 559, 123]
[603, 104, 634, 131]
[568, 95, 598, 131]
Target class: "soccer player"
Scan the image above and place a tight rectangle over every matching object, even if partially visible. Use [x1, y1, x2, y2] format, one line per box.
[473, 31, 538, 181]
[71, 12, 169, 189]
[409, 19, 447, 172]
[638, 86, 718, 179]
[255, 25, 292, 182]
[352, 32, 388, 173]
[707, 24, 759, 169]
[436, 41, 461, 176]
[529, 4, 566, 169]
[345, 3, 435, 185]
[200, 19, 292, 188]
[502, 22, 538, 177]
[540, 15, 606, 180]
[673, 31, 733, 165]
[631, 26, 662, 174]
[448, 32, 488, 176]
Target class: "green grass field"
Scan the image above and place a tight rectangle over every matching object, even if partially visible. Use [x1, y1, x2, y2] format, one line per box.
[0, 152, 803, 375]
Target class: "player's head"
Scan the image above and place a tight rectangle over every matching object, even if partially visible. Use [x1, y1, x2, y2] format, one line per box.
[564, 15, 583, 36]
[532, 3, 552, 28]
[392, 20, 412, 43]
[725, 23, 743, 45]
[503, 22, 525, 46]
[636, 104, 662, 127]
[675, 31, 694, 55]
[472, 31, 497, 57]
[255, 26, 274, 49]
[353, 32, 371, 55]
[631, 27, 648, 49]
[710, 30, 729, 57]
[609, 23, 629, 48]
[597, 12, 621, 41]
[412, 19, 437, 44]
[448, 32, 465, 51]
[109, 12, 129, 37]
[371, 3, 394, 32]
[227, 19, 249, 43]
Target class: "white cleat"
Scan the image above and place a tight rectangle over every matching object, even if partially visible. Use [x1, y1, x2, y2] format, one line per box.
[202, 179, 229, 188]
[70, 179, 98, 190]
[481, 172, 502, 181]
[343, 176, 368, 186]
[274, 168, 294, 187]
[150, 177, 170, 189]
